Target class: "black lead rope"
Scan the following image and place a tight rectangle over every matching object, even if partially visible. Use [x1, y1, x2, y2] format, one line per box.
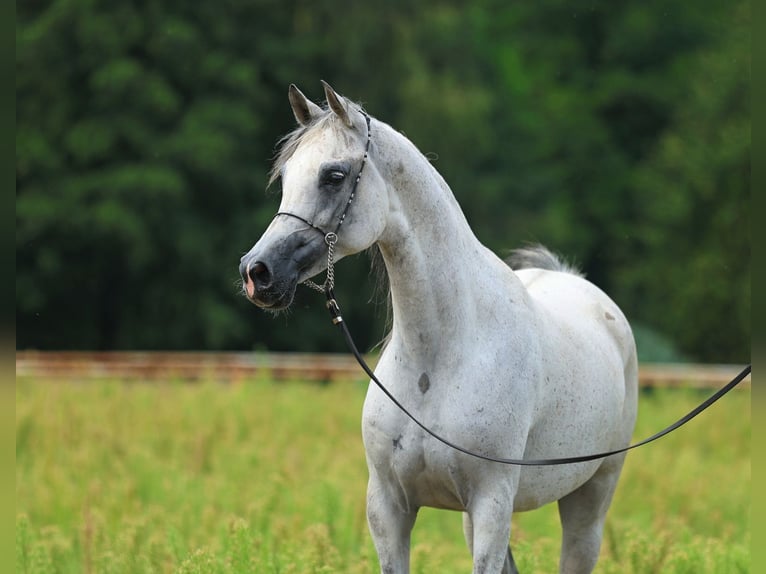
[325, 288, 751, 466]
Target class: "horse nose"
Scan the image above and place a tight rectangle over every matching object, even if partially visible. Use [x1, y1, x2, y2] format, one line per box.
[241, 259, 272, 299]
[249, 261, 271, 286]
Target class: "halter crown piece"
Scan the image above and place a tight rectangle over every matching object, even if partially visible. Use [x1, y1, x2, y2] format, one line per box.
[273, 110, 372, 307]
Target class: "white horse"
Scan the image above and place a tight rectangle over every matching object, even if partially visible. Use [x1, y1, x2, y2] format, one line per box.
[240, 82, 638, 574]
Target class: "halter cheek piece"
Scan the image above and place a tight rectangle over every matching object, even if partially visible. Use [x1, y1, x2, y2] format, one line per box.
[268, 107, 752, 466]
[273, 111, 372, 301]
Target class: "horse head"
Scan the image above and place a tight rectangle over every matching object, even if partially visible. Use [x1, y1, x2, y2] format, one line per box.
[239, 82, 388, 309]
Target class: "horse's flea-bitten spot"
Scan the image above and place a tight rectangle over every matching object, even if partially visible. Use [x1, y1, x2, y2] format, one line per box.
[604, 312, 615, 321]
[392, 434, 404, 451]
[418, 372, 430, 394]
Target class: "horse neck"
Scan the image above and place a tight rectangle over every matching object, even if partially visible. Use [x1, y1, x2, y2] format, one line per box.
[374, 124, 500, 357]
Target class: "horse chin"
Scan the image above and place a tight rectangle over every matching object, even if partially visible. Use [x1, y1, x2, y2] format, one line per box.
[253, 298, 292, 312]
[247, 281, 297, 311]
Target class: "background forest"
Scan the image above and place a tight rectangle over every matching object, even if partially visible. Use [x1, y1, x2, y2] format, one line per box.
[16, 0, 750, 362]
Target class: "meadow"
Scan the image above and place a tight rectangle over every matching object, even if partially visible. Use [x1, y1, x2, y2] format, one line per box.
[16, 375, 750, 573]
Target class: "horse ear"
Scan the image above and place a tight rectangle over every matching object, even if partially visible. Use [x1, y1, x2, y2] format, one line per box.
[288, 84, 322, 126]
[321, 80, 353, 127]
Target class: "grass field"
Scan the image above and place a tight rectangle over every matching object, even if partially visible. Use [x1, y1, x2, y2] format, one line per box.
[16, 376, 750, 573]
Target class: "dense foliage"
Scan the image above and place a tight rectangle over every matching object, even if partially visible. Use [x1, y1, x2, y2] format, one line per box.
[16, 1, 749, 361]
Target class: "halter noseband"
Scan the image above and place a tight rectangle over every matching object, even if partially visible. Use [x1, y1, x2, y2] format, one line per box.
[273, 111, 372, 294]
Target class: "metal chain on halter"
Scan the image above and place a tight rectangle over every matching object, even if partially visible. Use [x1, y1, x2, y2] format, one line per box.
[303, 232, 338, 294]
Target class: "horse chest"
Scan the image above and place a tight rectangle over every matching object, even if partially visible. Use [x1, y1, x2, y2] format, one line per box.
[363, 408, 471, 511]
[361, 359, 522, 511]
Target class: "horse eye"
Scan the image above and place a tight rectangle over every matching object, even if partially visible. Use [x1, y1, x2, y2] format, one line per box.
[322, 170, 347, 186]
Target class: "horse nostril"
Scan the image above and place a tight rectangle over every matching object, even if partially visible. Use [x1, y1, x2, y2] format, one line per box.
[249, 261, 271, 286]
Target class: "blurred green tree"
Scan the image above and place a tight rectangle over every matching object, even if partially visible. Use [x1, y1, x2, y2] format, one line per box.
[16, 0, 749, 361]
[615, 1, 750, 361]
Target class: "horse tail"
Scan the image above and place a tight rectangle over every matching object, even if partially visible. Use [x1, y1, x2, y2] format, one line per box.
[506, 243, 584, 278]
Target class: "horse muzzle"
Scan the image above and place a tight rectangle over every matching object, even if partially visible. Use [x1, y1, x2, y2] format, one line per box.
[239, 227, 327, 309]
[239, 259, 296, 309]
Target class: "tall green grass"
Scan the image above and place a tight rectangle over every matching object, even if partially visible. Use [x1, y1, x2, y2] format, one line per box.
[16, 377, 750, 573]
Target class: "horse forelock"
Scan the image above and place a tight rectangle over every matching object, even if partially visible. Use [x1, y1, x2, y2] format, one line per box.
[268, 104, 367, 188]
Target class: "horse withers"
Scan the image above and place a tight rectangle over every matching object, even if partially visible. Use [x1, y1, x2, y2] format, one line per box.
[239, 82, 638, 574]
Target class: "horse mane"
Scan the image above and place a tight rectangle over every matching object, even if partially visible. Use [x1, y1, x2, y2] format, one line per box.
[506, 244, 584, 278]
[367, 244, 393, 351]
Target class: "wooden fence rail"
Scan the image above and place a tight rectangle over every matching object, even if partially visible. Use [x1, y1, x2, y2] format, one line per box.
[15, 351, 750, 389]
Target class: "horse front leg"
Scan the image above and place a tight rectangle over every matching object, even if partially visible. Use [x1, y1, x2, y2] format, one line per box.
[463, 512, 519, 574]
[366, 479, 417, 574]
[466, 494, 516, 574]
